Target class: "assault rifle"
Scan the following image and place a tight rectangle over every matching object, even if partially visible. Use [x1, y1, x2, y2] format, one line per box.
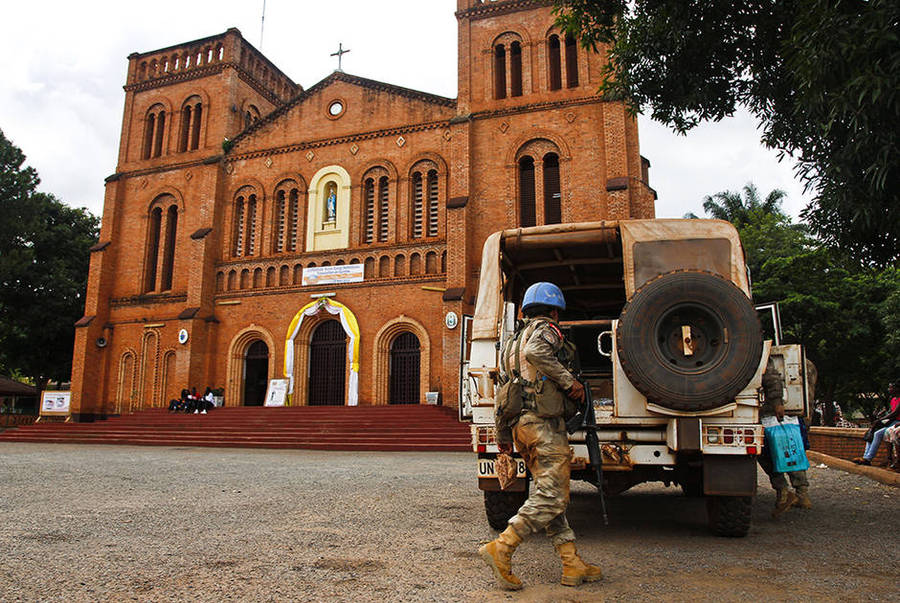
[566, 379, 609, 525]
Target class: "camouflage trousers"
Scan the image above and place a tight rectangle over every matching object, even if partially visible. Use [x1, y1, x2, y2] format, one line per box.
[758, 450, 810, 491]
[508, 413, 576, 546]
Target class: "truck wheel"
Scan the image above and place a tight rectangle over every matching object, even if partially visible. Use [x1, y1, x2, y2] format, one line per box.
[484, 490, 527, 531]
[617, 270, 762, 411]
[706, 495, 752, 537]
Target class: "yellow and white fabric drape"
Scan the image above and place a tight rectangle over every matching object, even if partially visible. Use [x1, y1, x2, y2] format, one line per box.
[284, 298, 361, 405]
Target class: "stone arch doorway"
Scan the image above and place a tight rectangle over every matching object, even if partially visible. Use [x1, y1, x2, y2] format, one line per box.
[389, 332, 420, 404]
[308, 319, 346, 406]
[243, 339, 269, 406]
[373, 317, 431, 405]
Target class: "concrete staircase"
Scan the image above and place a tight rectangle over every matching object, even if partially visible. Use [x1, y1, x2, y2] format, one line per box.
[0, 405, 472, 452]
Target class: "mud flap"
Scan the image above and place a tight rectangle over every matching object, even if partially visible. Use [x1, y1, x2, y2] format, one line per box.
[703, 455, 757, 496]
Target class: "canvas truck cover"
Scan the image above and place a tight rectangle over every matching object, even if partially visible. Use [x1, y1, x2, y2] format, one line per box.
[471, 219, 749, 341]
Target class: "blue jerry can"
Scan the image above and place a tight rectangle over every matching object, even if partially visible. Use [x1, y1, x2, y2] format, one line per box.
[762, 416, 810, 473]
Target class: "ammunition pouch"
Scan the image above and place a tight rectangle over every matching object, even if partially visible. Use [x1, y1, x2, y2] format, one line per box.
[532, 376, 578, 421]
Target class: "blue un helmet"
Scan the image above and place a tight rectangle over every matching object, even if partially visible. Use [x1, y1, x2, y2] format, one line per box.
[522, 282, 566, 312]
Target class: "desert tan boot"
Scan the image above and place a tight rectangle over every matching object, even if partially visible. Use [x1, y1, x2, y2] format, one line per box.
[556, 541, 603, 586]
[478, 526, 523, 590]
[772, 488, 797, 518]
[793, 486, 812, 509]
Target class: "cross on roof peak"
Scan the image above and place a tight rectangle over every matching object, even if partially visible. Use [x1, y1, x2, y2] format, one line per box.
[331, 42, 350, 72]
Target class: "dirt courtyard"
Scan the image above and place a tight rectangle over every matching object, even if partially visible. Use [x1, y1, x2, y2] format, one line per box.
[1, 443, 897, 601]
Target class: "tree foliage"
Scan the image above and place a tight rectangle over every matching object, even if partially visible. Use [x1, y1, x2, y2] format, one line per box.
[702, 183, 786, 226]
[0, 129, 99, 388]
[556, 0, 900, 267]
[698, 183, 899, 419]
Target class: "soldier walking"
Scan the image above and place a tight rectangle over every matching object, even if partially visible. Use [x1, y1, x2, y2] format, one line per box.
[758, 359, 812, 515]
[479, 282, 603, 590]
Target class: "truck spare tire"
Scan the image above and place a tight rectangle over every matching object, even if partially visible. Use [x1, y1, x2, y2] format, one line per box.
[616, 270, 762, 411]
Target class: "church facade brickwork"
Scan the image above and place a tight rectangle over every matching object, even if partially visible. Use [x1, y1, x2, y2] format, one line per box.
[69, 1, 656, 419]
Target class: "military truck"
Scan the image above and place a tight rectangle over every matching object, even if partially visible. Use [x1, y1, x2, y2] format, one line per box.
[461, 220, 808, 537]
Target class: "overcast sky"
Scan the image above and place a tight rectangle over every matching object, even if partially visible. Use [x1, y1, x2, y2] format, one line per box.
[1, 0, 812, 221]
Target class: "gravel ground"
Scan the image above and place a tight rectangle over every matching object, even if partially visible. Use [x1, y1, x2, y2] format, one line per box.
[0, 443, 897, 602]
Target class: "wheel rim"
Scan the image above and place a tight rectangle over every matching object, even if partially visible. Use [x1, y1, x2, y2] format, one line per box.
[653, 302, 728, 375]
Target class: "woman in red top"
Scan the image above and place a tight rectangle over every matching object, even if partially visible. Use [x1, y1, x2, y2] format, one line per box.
[854, 382, 900, 465]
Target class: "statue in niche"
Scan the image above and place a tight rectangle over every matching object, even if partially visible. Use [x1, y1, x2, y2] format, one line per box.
[325, 182, 337, 222]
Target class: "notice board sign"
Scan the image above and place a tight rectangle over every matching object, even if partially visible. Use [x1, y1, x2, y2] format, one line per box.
[302, 264, 364, 287]
[264, 378, 290, 407]
[40, 390, 71, 420]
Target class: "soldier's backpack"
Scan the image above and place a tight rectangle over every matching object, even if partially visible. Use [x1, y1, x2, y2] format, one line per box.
[494, 324, 528, 445]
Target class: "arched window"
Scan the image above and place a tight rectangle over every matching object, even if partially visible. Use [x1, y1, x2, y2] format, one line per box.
[494, 45, 507, 100]
[518, 156, 536, 227]
[144, 207, 162, 291]
[362, 168, 390, 244]
[565, 34, 579, 88]
[364, 177, 376, 243]
[289, 188, 300, 251]
[142, 104, 167, 159]
[510, 41, 523, 97]
[410, 161, 441, 239]
[154, 112, 166, 157]
[178, 104, 192, 152]
[548, 35, 562, 91]
[273, 189, 286, 253]
[427, 169, 439, 237]
[517, 139, 564, 227]
[411, 172, 423, 238]
[378, 176, 389, 242]
[191, 101, 202, 150]
[273, 182, 302, 253]
[144, 195, 178, 292]
[232, 196, 245, 256]
[543, 153, 561, 224]
[232, 189, 258, 257]
[142, 113, 156, 160]
[246, 194, 257, 255]
[159, 205, 178, 290]
[177, 96, 203, 152]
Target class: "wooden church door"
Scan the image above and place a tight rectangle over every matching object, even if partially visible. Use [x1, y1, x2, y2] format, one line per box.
[308, 320, 346, 406]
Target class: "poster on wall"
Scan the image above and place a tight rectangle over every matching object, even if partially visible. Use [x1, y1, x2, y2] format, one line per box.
[302, 264, 364, 287]
[264, 378, 290, 407]
[40, 391, 71, 417]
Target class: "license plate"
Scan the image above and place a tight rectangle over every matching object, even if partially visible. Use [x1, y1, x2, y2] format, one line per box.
[477, 458, 527, 478]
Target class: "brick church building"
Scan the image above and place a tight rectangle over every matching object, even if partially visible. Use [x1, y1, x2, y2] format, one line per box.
[69, 0, 655, 420]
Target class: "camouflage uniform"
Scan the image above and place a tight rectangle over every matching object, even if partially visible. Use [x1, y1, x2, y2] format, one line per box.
[501, 318, 578, 545]
[758, 360, 809, 491]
